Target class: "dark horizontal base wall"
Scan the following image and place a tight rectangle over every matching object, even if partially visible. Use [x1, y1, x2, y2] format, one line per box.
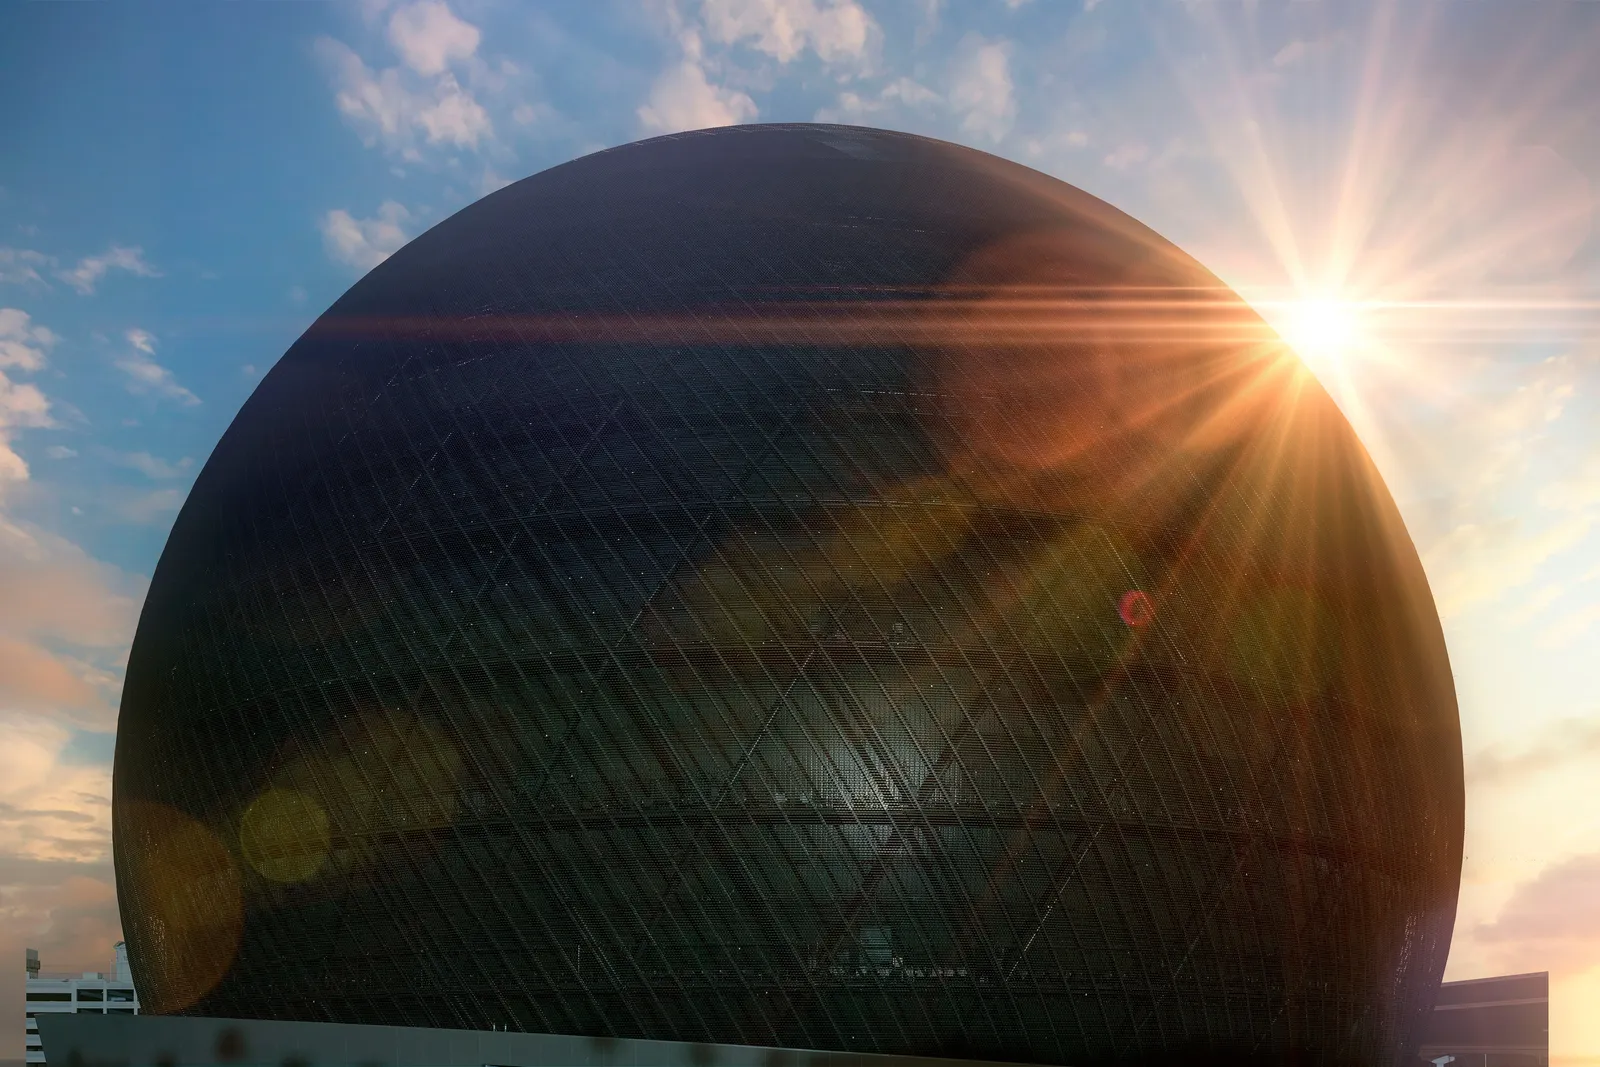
[37, 1014, 1026, 1067]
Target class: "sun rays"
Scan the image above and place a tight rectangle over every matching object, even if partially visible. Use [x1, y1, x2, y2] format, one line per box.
[1154, 0, 1599, 532]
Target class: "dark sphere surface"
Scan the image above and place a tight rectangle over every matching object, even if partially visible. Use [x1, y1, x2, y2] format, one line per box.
[114, 124, 1462, 1067]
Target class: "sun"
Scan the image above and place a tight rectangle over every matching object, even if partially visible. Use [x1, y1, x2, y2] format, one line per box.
[1274, 293, 1370, 378]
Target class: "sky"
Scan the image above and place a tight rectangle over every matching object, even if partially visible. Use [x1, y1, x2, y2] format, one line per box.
[1, 0, 1598, 1061]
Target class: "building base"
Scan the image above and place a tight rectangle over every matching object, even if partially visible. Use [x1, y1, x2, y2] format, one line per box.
[36, 1013, 1019, 1067]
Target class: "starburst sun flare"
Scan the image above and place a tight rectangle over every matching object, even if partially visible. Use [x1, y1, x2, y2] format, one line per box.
[1273, 292, 1370, 377]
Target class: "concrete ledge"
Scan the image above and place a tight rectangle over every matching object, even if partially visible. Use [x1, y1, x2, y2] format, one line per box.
[36, 1014, 1021, 1067]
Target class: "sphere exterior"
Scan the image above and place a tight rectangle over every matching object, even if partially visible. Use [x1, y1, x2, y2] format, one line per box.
[114, 125, 1462, 1067]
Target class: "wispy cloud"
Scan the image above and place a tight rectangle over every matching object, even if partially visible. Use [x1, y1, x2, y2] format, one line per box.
[316, 1, 495, 158]
[0, 308, 58, 372]
[0, 310, 58, 493]
[1102, 142, 1151, 170]
[948, 34, 1015, 142]
[0, 639, 111, 724]
[0, 518, 143, 730]
[57, 246, 159, 295]
[321, 201, 412, 272]
[0, 519, 144, 654]
[1540, 600, 1600, 649]
[638, 53, 759, 134]
[1540, 454, 1600, 513]
[111, 486, 185, 525]
[1412, 355, 1597, 618]
[1476, 851, 1600, 974]
[0, 717, 122, 982]
[814, 75, 938, 124]
[641, 0, 880, 137]
[1425, 513, 1594, 619]
[1506, 581, 1566, 627]
[113, 329, 200, 406]
[0, 858, 121, 979]
[99, 448, 194, 481]
[387, 0, 480, 76]
[637, 7, 759, 138]
[318, 38, 493, 154]
[700, 0, 876, 66]
[1468, 717, 1600, 786]
[0, 247, 51, 287]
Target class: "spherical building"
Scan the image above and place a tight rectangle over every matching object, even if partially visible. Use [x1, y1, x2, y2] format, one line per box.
[114, 125, 1462, 1067]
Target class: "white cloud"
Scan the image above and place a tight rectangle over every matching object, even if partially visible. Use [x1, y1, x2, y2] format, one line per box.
[701, 0, 874, 65]
[0, 308, 58, 372]
[0, 248, 50, 287]
[0, 310, 57, 493]
[949, 35, 1015, 142]
[0, 371, 52, 490]
[321, 200, 412, 272]
[113, 329, 200, 407]
[57, 246, 158, 295]
[316, 36, 493, 156]
[44, 446, 76, 460]
[638, 58, 759, 135]
[0, 374, 50, 434]
[413, 72, 492, 147]
[319, 38, 411, 142]
[386, 0, 480, 76]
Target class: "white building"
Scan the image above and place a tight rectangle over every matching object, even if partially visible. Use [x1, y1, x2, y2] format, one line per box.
[24, 944, 139, 1065]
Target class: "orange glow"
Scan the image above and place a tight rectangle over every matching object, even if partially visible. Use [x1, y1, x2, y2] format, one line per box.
[116, 801, 242, 1013]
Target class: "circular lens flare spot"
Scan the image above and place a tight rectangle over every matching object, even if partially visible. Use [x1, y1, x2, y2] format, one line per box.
[240, 787, 330, 883]
[1118, 589, 1154, 628]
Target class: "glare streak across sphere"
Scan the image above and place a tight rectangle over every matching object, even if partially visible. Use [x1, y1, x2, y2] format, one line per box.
[113, 125, 1462, 1067]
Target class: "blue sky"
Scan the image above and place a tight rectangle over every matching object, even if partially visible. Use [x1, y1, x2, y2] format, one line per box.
[3, 0, 1599, 1060]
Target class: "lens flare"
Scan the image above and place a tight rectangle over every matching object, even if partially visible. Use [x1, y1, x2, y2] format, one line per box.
[1118, 589, 1155, 628]
[240, 787, 330, 883]
[1277, 295, 1367, 378]
[116, 801, 242, 1013]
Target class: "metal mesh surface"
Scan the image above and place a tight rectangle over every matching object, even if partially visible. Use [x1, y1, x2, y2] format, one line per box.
[113, 124, 1462, 1067]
